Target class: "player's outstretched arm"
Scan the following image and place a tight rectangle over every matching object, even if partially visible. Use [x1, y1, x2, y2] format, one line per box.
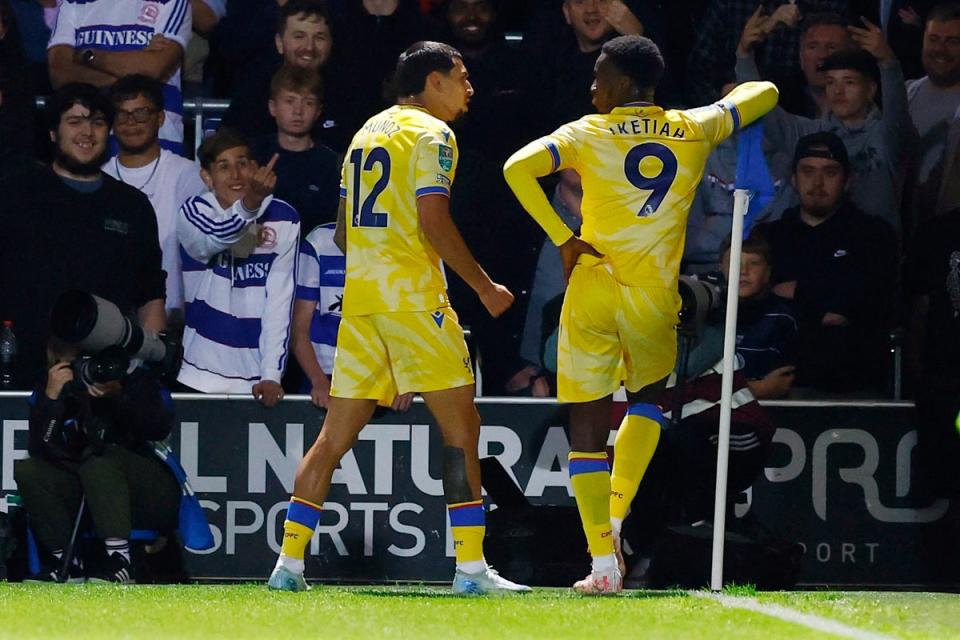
[502, 143, 575, 247]
[719, 81, 780, 132]
[418, 195, 514, 318]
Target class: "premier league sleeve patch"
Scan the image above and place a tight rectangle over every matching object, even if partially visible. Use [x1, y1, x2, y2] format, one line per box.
[438, 144, 454, 172]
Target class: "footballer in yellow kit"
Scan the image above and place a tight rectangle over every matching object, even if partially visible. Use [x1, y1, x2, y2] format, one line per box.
[508, 68, 778, 404]
[330, 103, 474, 403]
[269, 42, 529, 596]
[504, 35, 778, 594]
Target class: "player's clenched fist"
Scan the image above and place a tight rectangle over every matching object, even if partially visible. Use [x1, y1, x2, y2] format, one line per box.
[242, 153, 279, 212]
[480, 282, 514, 318]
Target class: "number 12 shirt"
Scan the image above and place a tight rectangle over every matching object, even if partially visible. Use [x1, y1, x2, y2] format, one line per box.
[340, 105, 457, 316]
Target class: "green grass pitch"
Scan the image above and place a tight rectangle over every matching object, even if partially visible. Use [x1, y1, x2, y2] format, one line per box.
[1, 584, 959, 639]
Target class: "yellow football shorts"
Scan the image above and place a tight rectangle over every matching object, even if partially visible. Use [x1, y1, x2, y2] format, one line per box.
[330, 306, 475, 403]
[557, 263, 680, 403]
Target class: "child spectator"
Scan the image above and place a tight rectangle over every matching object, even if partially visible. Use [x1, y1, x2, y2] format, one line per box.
[251, 65, 340, 236]
[176, 130, 299, 406]
[718, 231, 798, 399]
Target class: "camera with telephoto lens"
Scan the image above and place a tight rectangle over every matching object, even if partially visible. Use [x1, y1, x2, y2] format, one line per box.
[71, 345, 131, 386]
[678, 273, 726, 338]
[51, 291, 182, 384]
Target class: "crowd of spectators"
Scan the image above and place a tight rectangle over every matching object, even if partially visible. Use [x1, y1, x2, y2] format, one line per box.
[0, 0, 958, 418]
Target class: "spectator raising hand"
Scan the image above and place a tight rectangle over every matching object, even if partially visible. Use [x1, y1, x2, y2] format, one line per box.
[849, 17, 896, 64]
[738, 3, 803, 57]
[764, 3, 801, 33]
[737, 5, 769, 56]
[605, 0, 644, 36]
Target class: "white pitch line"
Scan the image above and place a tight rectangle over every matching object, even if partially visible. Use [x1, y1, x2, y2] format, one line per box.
[691, 592, 897, 640]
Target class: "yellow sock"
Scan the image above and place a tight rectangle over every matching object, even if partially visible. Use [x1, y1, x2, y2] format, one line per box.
[280, 496, 323, 561]
[448, 499, 485, 569]
[610, 404, 663, 525]
[568, 451, 614, 558]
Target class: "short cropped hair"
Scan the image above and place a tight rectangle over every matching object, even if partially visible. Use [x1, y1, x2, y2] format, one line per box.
[819, 48, 880, 83]
[928, 2, 960, 23]
[393, 41, 462, 97]
[601, 35, 664, 91]
[109, 74, 164, 111]
[721, 228, 774, 266]
[198, 128, 250, 170]
[270, 64, 324, 102]
[799, 12, 847, 37]
[277, 0, 330, 35]
[45, 82, 114, 132]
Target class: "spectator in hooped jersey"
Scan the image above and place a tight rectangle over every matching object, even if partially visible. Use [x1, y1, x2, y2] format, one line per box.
[47, 0, 192, 153]
[291, 222, 342, 409]
[176, 130, 300, 407]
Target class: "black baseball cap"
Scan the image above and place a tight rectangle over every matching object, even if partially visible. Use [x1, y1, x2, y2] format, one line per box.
[793, 131, 850, 173]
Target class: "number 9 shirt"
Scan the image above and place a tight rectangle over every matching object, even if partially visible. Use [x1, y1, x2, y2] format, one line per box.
[504, 82, 779, 402]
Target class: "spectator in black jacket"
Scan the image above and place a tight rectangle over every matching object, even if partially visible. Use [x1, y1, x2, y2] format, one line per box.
[0, 83, 166, 390]
[756, 132, 898, 394]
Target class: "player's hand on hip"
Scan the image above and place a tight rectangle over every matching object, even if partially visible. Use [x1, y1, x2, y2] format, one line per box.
[253, 380, 284, 407]
[559, 236, 603, 283]
[242, 153, 279, 212]
[480, 282, 515, 318]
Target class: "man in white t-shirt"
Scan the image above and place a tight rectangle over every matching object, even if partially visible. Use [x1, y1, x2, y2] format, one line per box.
[48, 0, 191, 153]
[103, 74, 205, 322]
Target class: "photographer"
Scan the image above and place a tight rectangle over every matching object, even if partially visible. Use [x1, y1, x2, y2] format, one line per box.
[13, 337, 180, 583]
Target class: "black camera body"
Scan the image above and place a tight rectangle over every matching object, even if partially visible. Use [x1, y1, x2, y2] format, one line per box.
[71, 345, 131, 387]
[678, 272, 727, 338]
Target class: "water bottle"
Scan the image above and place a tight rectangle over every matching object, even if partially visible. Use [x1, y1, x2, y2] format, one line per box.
[0, 321, 16, 390]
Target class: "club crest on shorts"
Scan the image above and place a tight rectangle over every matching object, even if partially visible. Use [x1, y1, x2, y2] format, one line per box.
[432, 311, 445, 328]
[438, 144, 453, 171]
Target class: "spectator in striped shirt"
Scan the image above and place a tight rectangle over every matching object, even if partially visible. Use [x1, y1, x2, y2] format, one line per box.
[176, 129, 300, 406]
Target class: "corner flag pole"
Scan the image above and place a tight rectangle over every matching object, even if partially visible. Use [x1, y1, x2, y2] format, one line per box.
[709, 188, 749, 592]
[710, 117, 773, 591]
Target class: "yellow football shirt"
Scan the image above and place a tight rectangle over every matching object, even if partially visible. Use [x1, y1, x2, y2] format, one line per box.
[504, 81, 779, 290]
[340, 104, 457, 316]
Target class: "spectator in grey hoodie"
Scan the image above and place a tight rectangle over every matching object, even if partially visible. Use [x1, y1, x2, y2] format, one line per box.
[736, 13, 915, 234]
